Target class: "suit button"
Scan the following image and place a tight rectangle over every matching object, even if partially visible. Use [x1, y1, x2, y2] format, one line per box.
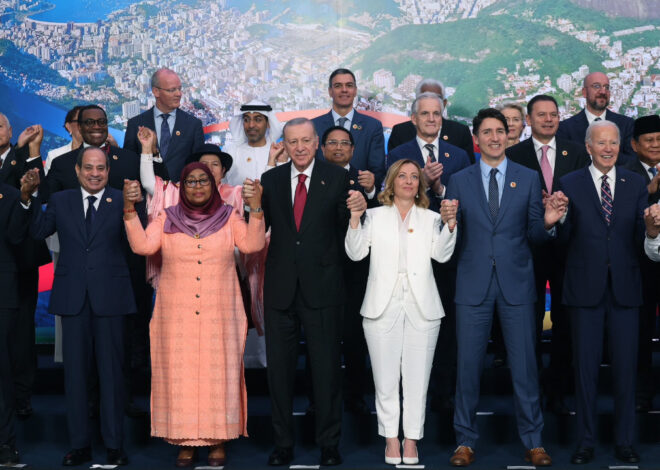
[195, 294, 200, 298]
[196, 276, 200, 281]
[296, 241, 300, 245]
[85, 248, 90, 252]
[198, 260, 202, 264]
[198, 244, 202, 249]
[195, 311, 200, 315]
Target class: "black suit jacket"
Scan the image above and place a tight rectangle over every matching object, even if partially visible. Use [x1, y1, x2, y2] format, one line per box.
[124, 107, 205, 182]
[388, 118, 475, 163]
[0, 184, 29, 309]
[624, 158, 660, 205]
[506, 137, 591, 193]
[0, 145, 30, 188]
[261, 159, 350, 310]
[556, 109, 635, 165]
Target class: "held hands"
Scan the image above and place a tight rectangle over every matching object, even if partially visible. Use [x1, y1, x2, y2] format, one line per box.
[122, 179, 143, 211]
[423, 156, 444, 194]
[357, 170, 375, 193]
[347, 189, 366, 226]
[17, 124, 44, 153]
[137, 126, 157, 155]
[242, 178, 264, 216]
[644, 204, 660, 238]
[440, 199, 458, 232]
[19, 168, 40, 203]
[543, 191, 569, 229]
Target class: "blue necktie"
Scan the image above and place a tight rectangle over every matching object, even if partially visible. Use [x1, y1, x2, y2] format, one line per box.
[488, 168, 499, 221]
[600, 175, 613, 225]
[337, 117, 348, 129]
[649, 167, 658, 178]
[424, 144, 437, 163]
[85, 195, 97, 236]
[160, 113, 171, 158]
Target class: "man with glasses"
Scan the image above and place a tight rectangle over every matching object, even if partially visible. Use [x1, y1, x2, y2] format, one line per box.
[557, 72, 635, 164]
[124, 68, 204, 181]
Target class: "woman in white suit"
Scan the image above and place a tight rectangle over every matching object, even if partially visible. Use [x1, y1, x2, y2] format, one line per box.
[345, 159, 457, 465]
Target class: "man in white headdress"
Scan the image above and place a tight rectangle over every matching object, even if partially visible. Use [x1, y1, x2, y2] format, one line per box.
[223, 100, 284, 186]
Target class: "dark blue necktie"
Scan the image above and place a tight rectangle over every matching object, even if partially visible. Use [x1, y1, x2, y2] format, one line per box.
[160, 113, 171, 158]
[85, 195, 97, 236]
[488, 168, 499, 221]
[650, 167, 658, 178]
[424, 144, 437, 163]
[600, 175, 613, 225]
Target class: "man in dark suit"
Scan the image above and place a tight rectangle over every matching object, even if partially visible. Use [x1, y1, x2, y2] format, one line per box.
[559, 120, 647, 465]
[0, 117, 51, 420]
[507, 95, 591, 415]
[0, 175, 32, 466]
[623, 114, 660, 413]
[446, 108, 565, 467]
[28, 147, 135, 466]
[388, 78, 475, 163]
[319, 125, 378, 415]
[557, 72, 635, 165]
[252, 117, 366, 466]
[124, 68, 204, 182]
[312, 68, 386, 188]
[387, 92, 470, 411]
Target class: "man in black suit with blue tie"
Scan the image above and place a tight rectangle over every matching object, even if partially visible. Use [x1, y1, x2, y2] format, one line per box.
[28, 147, 135, 466]
[124, 68, 205, 182]
[312, 68, 386, 189]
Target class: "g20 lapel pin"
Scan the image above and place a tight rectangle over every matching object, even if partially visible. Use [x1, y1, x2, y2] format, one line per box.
[176, 130, 181, 136]
[510, 182, 517, 188]
[106, 197, 112, 203]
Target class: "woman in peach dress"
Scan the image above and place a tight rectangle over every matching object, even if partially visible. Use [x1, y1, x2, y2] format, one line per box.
[123, 162, 265, 467]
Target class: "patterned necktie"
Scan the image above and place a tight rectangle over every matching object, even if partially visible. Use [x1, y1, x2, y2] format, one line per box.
[600, 175, 613, 225]
[594, 117, 602, 122]
[160, 113, 171, 158]
[337, 117, 348, 129]
[539, 145, 553, 194]
[424, 143, 437, 163]
[488, 168, 499, 221]
[293, 174, 307, 231]
[649, 167, 658, 178]
[85, 195, 97, 236]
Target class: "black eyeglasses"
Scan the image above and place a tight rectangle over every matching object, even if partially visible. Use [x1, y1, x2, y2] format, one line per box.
[81, 118, 108, 127]
[183, 178, 211, 188]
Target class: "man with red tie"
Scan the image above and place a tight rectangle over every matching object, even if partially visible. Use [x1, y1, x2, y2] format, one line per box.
[249, 117, 365, 467]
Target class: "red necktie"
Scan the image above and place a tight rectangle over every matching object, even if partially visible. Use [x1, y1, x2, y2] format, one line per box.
[293, 174, 307, 231]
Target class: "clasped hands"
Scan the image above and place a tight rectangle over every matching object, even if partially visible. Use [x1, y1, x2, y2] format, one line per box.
[440, 199, 458, 232]
[242, 179, 264, 214]
[19, 168, 40, 204]
[137, 126, 158, 155]
[542, 190, 569, 229]
[644, 204, 660, 239]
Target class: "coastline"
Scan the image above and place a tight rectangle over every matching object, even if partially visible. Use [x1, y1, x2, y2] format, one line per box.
[23, 0, 136, 25]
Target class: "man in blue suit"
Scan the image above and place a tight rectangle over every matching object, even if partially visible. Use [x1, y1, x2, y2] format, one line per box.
[28, 147, 135, 466]
[312, 68, 386, 189]
[445, 108, 566, 467]
[557, 72, 635, 165]
[124, 68, 205, 182]
[559, 120, 648, 465]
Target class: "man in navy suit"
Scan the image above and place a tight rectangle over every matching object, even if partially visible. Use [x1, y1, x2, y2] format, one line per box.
[387, 92, 470, 411]
[446, 108, 566, 467]
[124, 68, 204, 182]
[557, 72, 635, 165]
[624, 115, 660, 413]
[388, 78, 475, 163]
[312, 68, 386, 189]
[559, 120, 647, 465]
[29, 147, 135, 466]
[506, 94, 591, 415]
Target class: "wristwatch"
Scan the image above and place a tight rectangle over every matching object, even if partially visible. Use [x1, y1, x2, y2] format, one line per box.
[244, 205, 263, 213]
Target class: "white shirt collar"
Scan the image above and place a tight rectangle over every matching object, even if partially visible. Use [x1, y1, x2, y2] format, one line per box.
[290, 158, 315, 180]
[154, 106, 177, 119]
[331, 108, 355, 125]
[531, 136, 556, 152]
[589, 162, 616, 184]
[80, 186, 106, 200]
[0, 146, 10, 163]
[585, 108, 606, 124]
[416, 134, 440, 152]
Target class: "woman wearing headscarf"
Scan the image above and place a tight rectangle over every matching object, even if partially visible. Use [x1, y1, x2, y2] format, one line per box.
[123, 162, 265, 467]
[345, 159, 457, 465]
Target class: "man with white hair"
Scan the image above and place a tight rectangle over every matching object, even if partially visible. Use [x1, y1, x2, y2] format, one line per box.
[223, 100, 284, 186]
[558, 119, 647, 465]
[388, 78, 474, 163]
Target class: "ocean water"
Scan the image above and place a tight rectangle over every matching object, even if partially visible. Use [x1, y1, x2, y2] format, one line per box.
[29, 0, 138, 23]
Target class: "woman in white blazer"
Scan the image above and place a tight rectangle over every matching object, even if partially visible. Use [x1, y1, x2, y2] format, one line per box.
[345, 159, 457, 465]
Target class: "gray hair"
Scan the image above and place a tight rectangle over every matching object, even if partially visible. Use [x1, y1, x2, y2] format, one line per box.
[497, 101, 525, 119]
[150, 68, 177, 88]
[415, 79, 445, 98]
[585, 119, 620, 144]
[0, 112, 10, 128]
[283, 117, 317, 138]
[411, 92, 445, 115]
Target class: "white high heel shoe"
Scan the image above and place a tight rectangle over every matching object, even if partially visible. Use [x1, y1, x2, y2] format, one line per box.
[384, 439, 401, 465]
[402, 438, 419, 465]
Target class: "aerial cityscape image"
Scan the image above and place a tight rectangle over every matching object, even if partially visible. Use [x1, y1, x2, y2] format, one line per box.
[0, 0, 658, 338]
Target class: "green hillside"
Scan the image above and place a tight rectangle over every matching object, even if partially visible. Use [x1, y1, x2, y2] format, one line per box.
[350, 16, 605, 117]
[0, 39, 68, 86]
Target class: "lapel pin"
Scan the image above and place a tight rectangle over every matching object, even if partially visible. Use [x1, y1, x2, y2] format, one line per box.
[106, 197, 112, 203]
[510, 182, 517, 188]
[620, 178, 625, 182]
[0, 193, 3, 199]
[321, 180, 326, 185]
[349, 179, 355, 185]
[408, 228, 414, 233]
[112, 155, 118, 160]
[352, 123, 362, 130]
[444, 152, 450, 158]
[176, 130, 181, 136]
[562, 150, 568, 156]
[443, 135, 448, 140]
[247, 157, 252, 162]
[10, 160, 16, 165]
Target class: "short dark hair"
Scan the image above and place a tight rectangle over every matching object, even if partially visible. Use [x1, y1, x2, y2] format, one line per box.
[472, 108, 508, 135]
[328, 68, 356, 88]
[526, 95, 558, 116]
[77, 104, 106, 124]
[76, 146, 110, 168]
[65, 105, 84, 124]
[321, 125, 353, 146]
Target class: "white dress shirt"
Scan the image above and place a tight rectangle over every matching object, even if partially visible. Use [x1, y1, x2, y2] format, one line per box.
[588, 164, 616, 199]
[585, 108, 606, 125]
[331, 109, 355, 129]
[290, 159, 314, 205]
[81, 187, 105, 215]
[154, 106, 177, 146]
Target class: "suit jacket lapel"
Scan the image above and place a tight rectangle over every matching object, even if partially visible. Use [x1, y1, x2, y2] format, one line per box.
[88, 190, 113, 242]
[71, 191, 87, 242]
[581, 167, 607, 228]
[496, 163, 518, 225]
[553, 140, 572, 188]
[279, 162, 295, 232]
[298, 161, 324, 235]
[147, 107, 157, 130]
[469, 165, 491, 222]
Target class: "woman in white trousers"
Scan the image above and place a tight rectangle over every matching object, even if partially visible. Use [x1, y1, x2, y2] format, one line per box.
[345, 159, 457, 465]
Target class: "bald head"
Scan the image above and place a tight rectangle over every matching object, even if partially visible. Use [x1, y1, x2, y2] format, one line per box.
[582, 72, 610, 115]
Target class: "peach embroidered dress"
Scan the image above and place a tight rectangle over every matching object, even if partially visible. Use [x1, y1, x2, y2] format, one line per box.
[125, 209, 265, 445]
